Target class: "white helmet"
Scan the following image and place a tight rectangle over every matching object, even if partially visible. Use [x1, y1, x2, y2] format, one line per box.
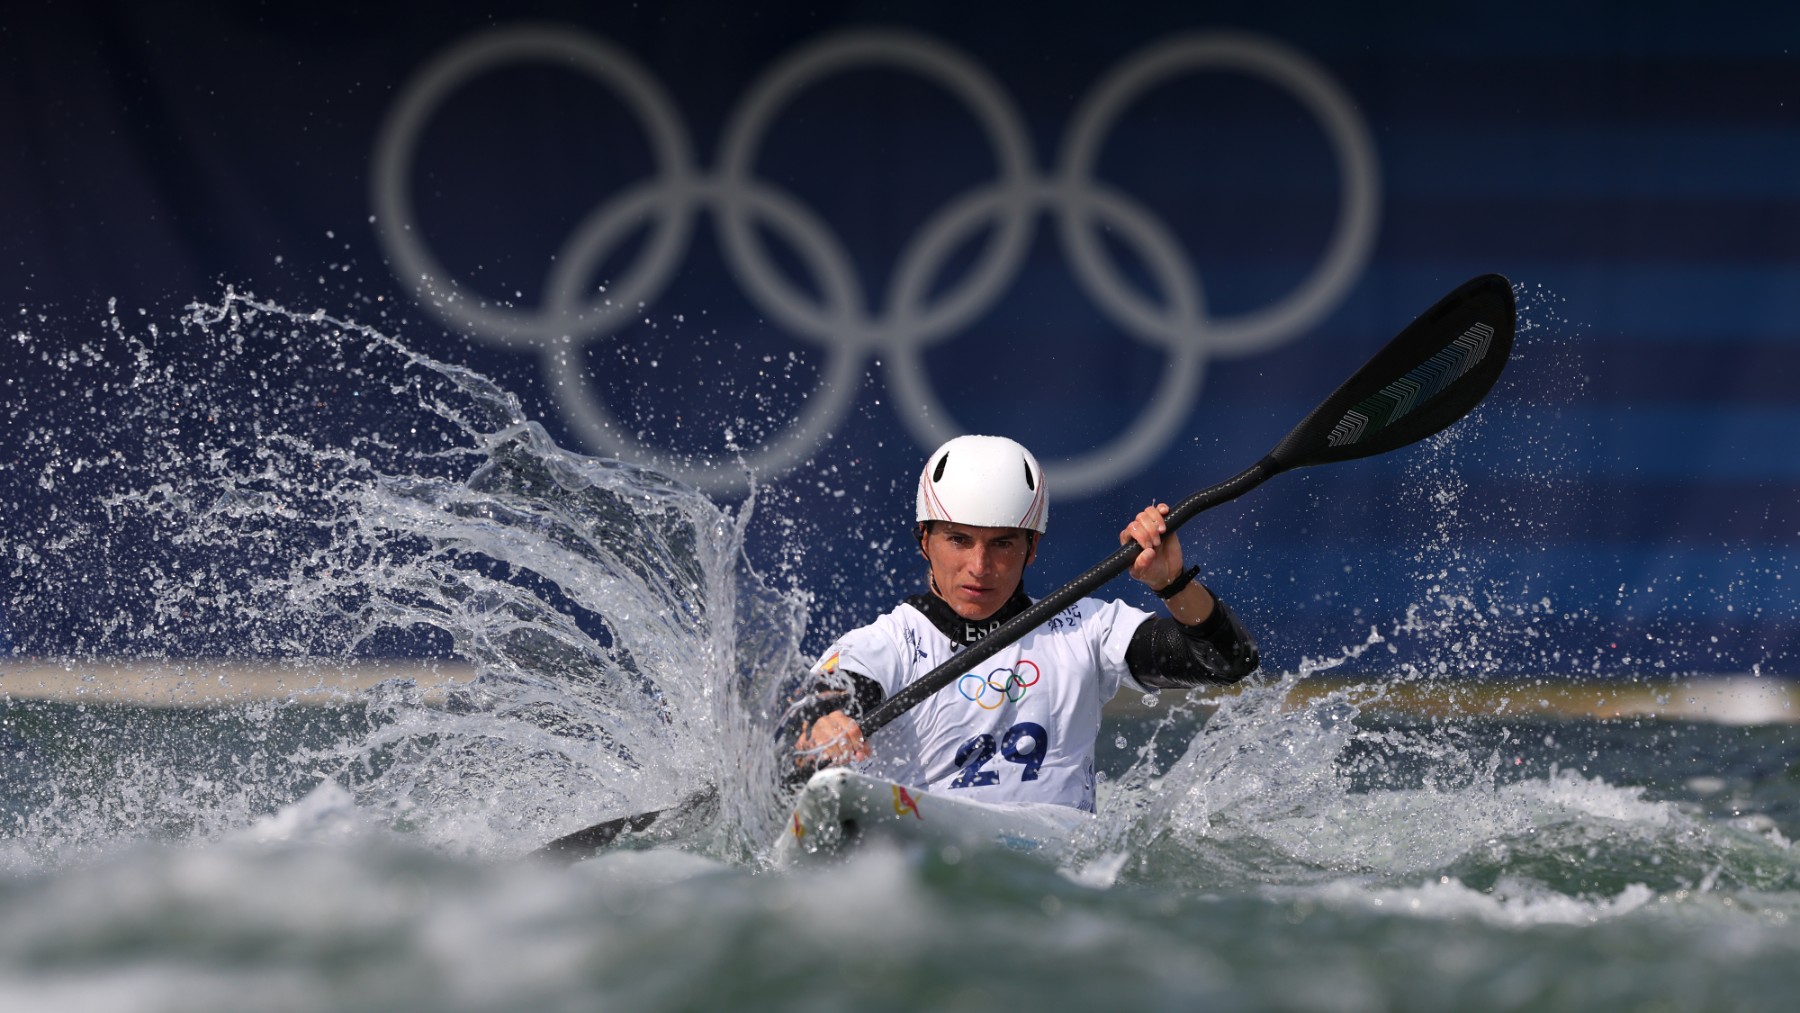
[915, 435, 1048, 533]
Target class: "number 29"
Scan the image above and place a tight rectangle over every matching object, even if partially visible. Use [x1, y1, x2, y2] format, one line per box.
[949, 722, 1048, 788]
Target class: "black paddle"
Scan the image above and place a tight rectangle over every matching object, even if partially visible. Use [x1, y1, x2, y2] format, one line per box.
[531, 272, 1517, 863]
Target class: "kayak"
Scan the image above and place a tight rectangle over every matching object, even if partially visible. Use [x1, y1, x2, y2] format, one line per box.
[771, 768, 1093, 864]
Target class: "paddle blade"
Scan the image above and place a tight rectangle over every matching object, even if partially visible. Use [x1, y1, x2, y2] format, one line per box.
[1268, 274, 1515, 470]
[530, 786, 718, 864]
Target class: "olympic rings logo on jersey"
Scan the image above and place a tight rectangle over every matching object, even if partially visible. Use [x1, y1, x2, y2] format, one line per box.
[372, 26, 1379, 495]
[958, 660, 1041, 710]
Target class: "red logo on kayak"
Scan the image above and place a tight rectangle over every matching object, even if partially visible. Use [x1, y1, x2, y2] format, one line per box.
[892, 785, 922, 820]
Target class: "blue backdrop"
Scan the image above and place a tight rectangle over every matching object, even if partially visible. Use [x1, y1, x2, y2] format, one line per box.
[3, 1, 1797, 677]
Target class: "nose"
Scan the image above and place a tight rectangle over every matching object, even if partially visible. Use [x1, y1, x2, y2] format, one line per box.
[968, 542, 995, 576]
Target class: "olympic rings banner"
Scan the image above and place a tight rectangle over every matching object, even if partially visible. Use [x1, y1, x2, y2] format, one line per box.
[370, 25, 1378, 496]
[4, 2, 1800, 675]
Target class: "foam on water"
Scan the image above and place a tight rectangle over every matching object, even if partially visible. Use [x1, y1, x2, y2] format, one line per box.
[240, 780, 367, 846]
[1316, 876, 1658, 927]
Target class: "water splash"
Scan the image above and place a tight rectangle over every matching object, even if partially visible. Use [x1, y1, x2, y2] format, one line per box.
[1065, 278, 1800, 902]
[2, 291, 808, 861]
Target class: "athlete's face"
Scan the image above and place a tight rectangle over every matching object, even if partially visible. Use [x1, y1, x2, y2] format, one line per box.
[922, 522, 1038, 620]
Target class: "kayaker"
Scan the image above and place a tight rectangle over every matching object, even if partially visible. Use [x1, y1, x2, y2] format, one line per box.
[779, 434, 1260, 813]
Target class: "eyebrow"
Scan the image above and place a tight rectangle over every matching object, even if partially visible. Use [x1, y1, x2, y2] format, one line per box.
[944, 529, 1018, 544]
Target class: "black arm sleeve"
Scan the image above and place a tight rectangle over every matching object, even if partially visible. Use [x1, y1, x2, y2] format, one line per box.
[772, 668, 887, 781]
[772, 669, 887, 743]
[1124, 593, 1260, 689]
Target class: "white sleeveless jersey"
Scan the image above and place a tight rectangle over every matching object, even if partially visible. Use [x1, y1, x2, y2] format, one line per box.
[808, 596, 1154, 812]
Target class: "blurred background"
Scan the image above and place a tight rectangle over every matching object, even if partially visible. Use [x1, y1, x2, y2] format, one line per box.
[3, 0, 1796, 684]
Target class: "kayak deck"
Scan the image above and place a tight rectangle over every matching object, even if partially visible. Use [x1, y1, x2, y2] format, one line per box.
[772, 768, 1093, 864]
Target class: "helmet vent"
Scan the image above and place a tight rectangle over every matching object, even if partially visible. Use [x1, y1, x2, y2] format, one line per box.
[932, 453, 949, 482]
[1023, 458, 1036, 490]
